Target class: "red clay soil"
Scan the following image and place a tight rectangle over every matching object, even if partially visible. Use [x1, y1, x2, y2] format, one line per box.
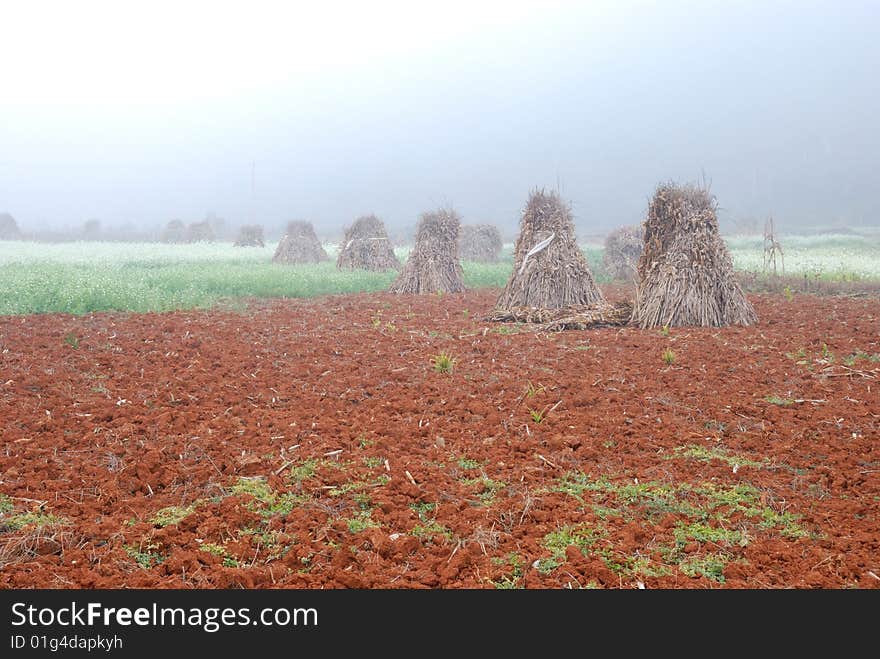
[0, 287, 877, 589]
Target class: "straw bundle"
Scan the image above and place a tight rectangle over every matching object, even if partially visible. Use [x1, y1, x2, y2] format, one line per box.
[234, 225, 265, 247]
[495, 189, 604, 311]
[460, 224, 503, 262]
[272, 220, 329, 264]
[603, 225, 643, 281]
[0, 213, 22, 240]
[336, 215, 400, 271]
[631, 182, 757, 328]
[388, 208, 465, 294]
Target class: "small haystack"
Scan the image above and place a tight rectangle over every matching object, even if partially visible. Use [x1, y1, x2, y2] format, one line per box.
[186, 221, 216, 243]
[82, 219, 102, 240]
[0, 213, 22, 240]
[631, 182, 757, 328]
[336, 215, 400, 271]
[603, 225, 643, 281]
[205, 212, 227, 240]
[495, 189, 604, 311]
[234, 225, 265, 247]
[460, 224, 503, 262]
[272, 220, 329, 264]
[388, 208, 465, 294]
[160, 219, 186, 243]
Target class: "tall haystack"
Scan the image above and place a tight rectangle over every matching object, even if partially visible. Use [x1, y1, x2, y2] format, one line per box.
[631, 182, 757, 328]
[234, 224, 265, 247]
[336, 215, 400, 271]
[160, 219, 186, 243]
[495, 189, 604, 310]
[388, 208, 465, 294]
[460, 224, 503, 262]
[0, 213, 22, 240]
[603, 225, 643, 280]
[272, 220, 329, 264]
[185, 220, 216, 243]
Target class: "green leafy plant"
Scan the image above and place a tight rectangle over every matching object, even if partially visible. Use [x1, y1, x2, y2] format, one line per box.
[125, 544, 164, 569]
[150, 504, 196, 527]
[843, 351, 880, 366]
[411, 520, 452, 541]
[199, 542, 227, 557]
[63, 333, 79, 349]
[662, 348, 676, 365]
[460, 476, 507, 506]
[764, 395, 794, 406]
[409, 502, 437, 520]
[345, 510, 379, 533]
[431, 352, 455, 374]
[529, 407, 548, 424]
[534, 523, 606, 574]
[457, 457, 481, 470]
[289, 459, 317, 483]
[490, 552, 524, 589]
[525, 381, 546, 398]
[678, 553, 729, 582]
[785, 347, 807, 361]
[361, 456, 384, 469]
[493, 326, 518, 335]
[669, 444, 767, 470]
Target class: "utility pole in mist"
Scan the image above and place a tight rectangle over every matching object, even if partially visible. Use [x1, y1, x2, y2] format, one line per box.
[250, 160, 256, 225]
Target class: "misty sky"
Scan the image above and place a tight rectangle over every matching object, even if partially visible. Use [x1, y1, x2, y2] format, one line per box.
[1, 0, 877, 236]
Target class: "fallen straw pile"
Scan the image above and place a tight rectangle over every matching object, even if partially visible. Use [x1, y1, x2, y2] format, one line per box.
[488, 301, 633, 332]
[389, 208, 465, 294]
[494, 189, 604, 310]
[336, 215, 400, 271]
[631, 182, 757, 328]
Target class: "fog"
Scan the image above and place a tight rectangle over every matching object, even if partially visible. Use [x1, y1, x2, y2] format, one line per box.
[1, 0, 877, 238]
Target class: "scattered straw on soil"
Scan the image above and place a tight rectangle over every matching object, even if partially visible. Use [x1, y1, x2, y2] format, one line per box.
[487, 301, 633, 331]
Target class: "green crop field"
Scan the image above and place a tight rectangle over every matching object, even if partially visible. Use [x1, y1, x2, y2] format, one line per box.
[0, 235, 877, 315]
[726, 233, 880, 282]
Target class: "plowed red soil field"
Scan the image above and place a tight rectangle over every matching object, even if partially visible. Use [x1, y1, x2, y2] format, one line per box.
[1, 287, 878, 588]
